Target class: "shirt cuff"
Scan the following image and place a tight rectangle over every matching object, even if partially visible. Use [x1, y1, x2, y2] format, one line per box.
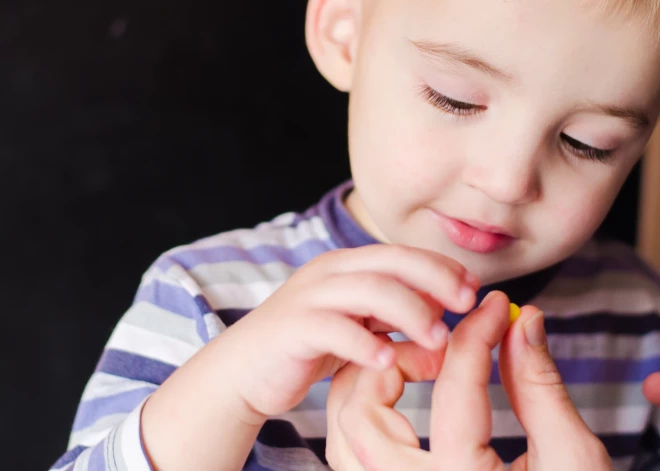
[110, 396, 154, 471]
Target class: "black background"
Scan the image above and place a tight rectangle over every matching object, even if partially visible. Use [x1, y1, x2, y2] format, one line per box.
[0, 2, 640, 469]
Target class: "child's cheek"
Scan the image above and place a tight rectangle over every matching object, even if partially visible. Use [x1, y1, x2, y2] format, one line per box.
[548, 195, 608, 249]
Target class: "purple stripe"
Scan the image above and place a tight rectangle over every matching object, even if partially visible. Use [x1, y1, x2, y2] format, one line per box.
[418, 433, 642, 462]
[97, 349, 177, 385]
[317, 355, 660, 385]
[291, 434, 642, 465]
[134, 280, 211, 318]
[544, 313, 660, 335]
[134, 280, 211, 342]
[313, 180, 379, 250]
[244, 456, 275, 471]
[219, 312, 659, 340]
[559, 255, 645, 277]
[289, 212, 308, 228]
[73, 387, 155, 432]
[489, 356, 660, 384]
[258, 419, 314, 449]
[155, 239, 330, 272]
[51, 446, 86, 469]
[88, 441, 106, 471]
[215, 308, 251, 326]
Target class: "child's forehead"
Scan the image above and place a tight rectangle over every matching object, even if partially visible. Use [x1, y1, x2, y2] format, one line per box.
[386, 0, 660, 71]
[371, 0, 660, 116]
[386, 0, 660, 39]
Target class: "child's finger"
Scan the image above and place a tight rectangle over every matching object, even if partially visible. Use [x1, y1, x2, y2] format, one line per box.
[326, 361, 366, 471]
[331, 341, 446, 471]
[339, 402, 432, 471]
[290, 311, 397, 369]
[309, 272, 449, 350]
[363, 317, 398, 333]
[327, 244, 479, 313]
[430, 291, 510, 467]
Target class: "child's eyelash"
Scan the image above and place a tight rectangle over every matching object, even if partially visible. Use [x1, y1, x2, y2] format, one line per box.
[560, 133, 613, 163]
[420, 86, 484, 116]
[420, 85, 614, 164]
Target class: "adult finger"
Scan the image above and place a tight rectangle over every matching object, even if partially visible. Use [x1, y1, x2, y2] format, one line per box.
[499, 306, 596, 453]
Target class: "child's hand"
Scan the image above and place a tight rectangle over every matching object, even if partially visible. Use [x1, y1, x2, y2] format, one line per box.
[226, 244, 479, 420]
[325, 291, 615, 471]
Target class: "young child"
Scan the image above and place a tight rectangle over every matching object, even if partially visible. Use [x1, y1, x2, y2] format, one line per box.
[51, 0, 660, 470]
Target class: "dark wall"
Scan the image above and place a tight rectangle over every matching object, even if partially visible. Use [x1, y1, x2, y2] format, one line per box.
[0, 2, 639, 470]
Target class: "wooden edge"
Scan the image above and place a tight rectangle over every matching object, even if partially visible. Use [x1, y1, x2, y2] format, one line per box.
[637, 123, 660, 271]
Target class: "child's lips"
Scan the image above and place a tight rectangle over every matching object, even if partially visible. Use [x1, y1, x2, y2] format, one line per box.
[432, 212, 516, 253]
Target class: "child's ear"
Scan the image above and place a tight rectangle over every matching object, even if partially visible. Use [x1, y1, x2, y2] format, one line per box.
[306, 0, 360, 92]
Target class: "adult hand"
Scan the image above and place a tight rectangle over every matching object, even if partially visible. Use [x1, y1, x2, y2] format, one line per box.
[326, 291, 614, 471]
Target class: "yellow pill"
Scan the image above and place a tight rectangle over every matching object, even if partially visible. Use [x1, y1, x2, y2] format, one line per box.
[509, 303, 521, 323]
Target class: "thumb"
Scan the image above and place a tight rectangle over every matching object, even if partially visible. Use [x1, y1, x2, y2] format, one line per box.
[499, 307, 591, 450]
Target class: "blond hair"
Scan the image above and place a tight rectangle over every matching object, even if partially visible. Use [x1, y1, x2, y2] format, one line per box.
[592, 0, 660, 36]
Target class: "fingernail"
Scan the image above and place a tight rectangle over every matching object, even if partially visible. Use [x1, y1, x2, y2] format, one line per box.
[463, 271, 480, 287]
[430, 321, 448, 346]
[460, 286, 474, 304]
[377, 345, 396, 368]
[524, 312, 546, 346]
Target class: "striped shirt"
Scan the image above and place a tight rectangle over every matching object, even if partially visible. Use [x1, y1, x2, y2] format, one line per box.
[51, 181, 660, 471]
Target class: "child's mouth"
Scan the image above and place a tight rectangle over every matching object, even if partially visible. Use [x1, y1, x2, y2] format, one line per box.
[432, 212, 515, 253]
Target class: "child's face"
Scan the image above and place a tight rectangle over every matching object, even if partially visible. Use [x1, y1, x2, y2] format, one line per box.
[338, 0, 660, 284]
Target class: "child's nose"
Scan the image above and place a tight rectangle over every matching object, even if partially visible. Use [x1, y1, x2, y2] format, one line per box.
[462, 154, 540, 206]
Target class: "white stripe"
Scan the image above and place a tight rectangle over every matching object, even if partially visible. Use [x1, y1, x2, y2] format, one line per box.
[167, 264, 205, 298]
[69, 413, 127, 448]
[123, 302, 205, 348]
[536, 286, 660, 317]
[204, 312, 227, 339]
[166, 215, 331, 255]
[574, 240, 639, 261]
[546, 332, 660, 360]
[612, 457, 635, 471]
[107, 323, 198, 367]
[278, 405, 649, 439]
[191, 260, 298, 287]
[140, 264, 202, 298]
[254, 442, 330, 471]
[118, 399, 152, 471]
[81, 372, 156, 402]
[257, 211, 297, 228]
[203, 281, 282, 310]
[140, 267, 178, 290]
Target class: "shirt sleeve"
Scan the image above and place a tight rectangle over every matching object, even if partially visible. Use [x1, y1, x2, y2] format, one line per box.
[49, 258, 224, 471]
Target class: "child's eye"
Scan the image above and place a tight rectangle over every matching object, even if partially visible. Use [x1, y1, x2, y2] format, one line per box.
[560, 133, 613, 163]
[420, 86, 485, 116]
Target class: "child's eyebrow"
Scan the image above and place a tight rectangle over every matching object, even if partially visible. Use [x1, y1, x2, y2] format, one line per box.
[411, 39, 650, 130]
[410, 39, 515, 84]
[583, 102, 650, 130]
